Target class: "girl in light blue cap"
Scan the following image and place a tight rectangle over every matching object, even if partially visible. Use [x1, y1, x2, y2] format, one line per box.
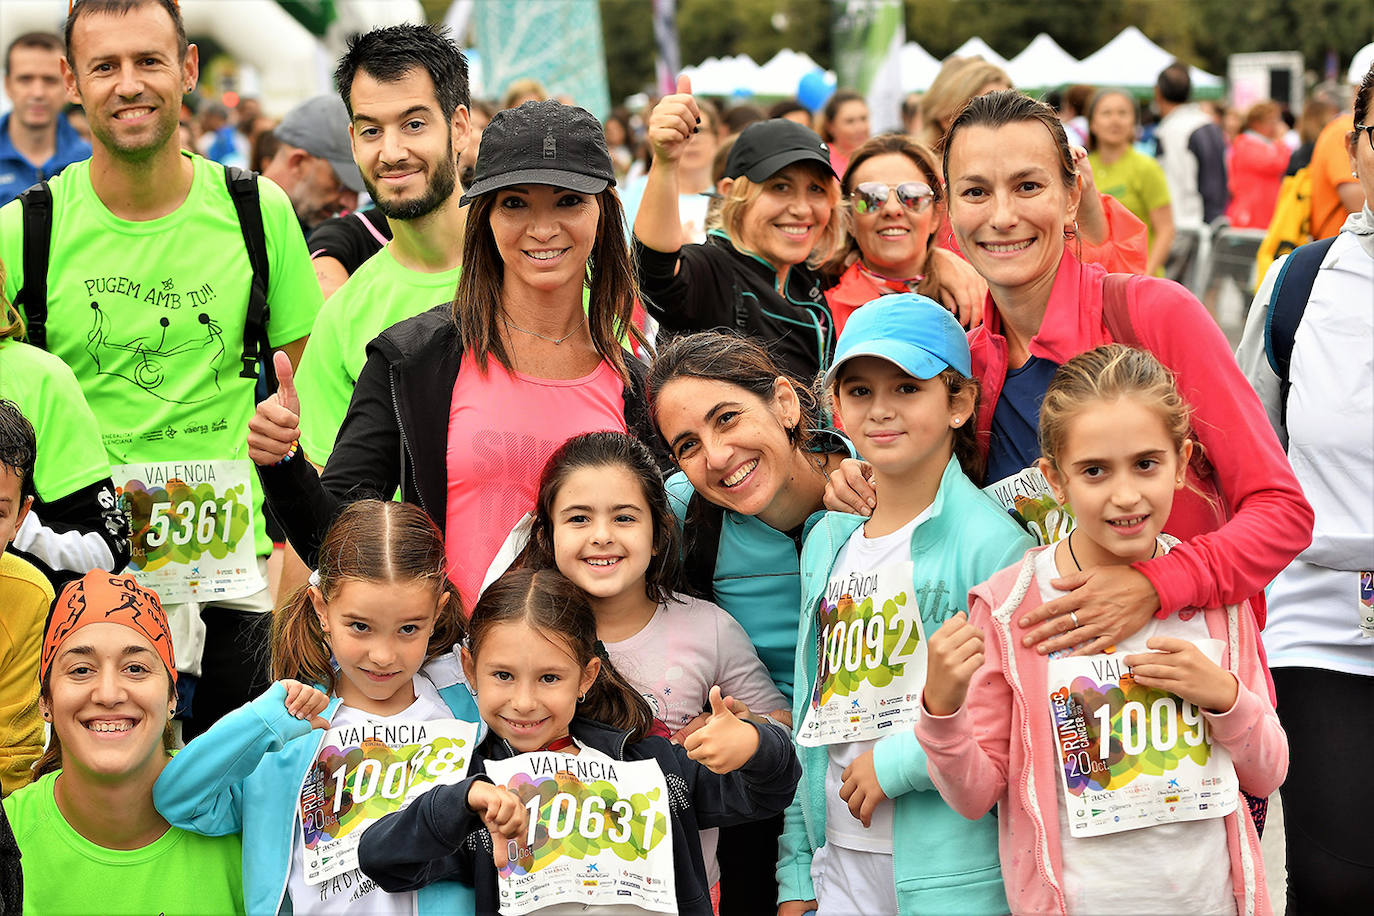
[777, 292, 1032, 916]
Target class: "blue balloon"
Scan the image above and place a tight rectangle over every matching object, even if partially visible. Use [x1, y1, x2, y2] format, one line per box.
[797, 69, 836, 113]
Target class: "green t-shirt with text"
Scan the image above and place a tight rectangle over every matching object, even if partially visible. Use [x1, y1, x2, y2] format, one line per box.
[2, 769, 245, 915]
[0, 338, 111, 500]
[0, 153, 324, 555]
[296, 244, 461, 463]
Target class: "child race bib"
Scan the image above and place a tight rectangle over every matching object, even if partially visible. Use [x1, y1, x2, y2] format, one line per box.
[485, 752, 675, 915]
[299, 718, 477, 885]
[984, 466, 1075, 546]
[797, 560, 927, 747]
[113, 459, 265, 603]
[1047, 639, 1238, 839]
[1359, 572, 1374, 638]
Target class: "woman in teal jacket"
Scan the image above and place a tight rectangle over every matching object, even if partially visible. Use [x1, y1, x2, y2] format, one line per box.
[648, 331, 853, 915]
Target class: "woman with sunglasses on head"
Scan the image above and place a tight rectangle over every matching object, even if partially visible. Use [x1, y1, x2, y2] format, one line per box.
[825, 134, 989, 333]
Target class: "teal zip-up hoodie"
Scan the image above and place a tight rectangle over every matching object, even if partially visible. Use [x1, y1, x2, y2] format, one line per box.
[777, 455, 1033, 913]
[153, 653, 481, 916]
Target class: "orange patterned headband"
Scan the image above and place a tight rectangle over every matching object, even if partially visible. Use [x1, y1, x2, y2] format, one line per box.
[41, 571, 177, 684]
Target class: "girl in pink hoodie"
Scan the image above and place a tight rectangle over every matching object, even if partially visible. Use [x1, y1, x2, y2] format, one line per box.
[915, 345, 1287, 915]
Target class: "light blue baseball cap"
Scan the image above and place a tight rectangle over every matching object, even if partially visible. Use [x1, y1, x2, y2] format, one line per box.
[823, 293, 972, 390]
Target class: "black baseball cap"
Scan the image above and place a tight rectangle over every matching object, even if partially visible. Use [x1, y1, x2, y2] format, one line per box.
[459, 99, 615, 205]
[724, 118, 836, 183]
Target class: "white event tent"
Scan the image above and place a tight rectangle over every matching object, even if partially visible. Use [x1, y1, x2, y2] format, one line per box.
[1074, 26, 1223, 91]
[1006, 33, 1082, 90]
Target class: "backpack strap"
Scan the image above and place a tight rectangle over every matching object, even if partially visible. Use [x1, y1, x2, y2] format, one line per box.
[1265, 235, 1336, 421]
[681, 491, 724, 601]
[15, 182, 54, 350]
[224, 165, 274, 386]
[1100, 273, 1140, 347]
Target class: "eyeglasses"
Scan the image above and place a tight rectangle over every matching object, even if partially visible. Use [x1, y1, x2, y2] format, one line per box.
[849, 181, 934, 215]
[1356, 123, 1374, 153]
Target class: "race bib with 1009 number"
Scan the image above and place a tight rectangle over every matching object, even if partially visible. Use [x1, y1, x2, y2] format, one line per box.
[797, 560, 927, 747]
[299, 718, 477, 885]
[113, 459, 264, 603]
[485, 751, 675, 915]
[984, 466, 1075, 546]
[1048, 639, 1238, 839]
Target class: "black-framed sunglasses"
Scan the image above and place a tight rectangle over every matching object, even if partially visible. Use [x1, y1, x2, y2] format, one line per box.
[850, 181, 934, 215]
[1355, 123, 1374, 152]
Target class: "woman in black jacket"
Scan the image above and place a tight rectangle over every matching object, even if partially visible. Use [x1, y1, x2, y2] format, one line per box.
[248, 100, 666, 607]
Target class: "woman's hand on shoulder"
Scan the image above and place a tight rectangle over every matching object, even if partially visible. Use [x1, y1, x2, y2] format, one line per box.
[823, 458, 875, 515]
[1022, 563, 1160, 656]
[279, 678, 331, 730]
[928, 247, 987, 328]
[247, 351, 302, 466]
[646, 75, 702, 166]
[467, 781, 528, 869]
[683, 686, 760, 774]
[778, 900, 819, 916]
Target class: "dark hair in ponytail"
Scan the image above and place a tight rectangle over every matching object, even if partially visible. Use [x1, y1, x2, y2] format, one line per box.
[469, 568, 654, 743]
[271, 500, 465, 694]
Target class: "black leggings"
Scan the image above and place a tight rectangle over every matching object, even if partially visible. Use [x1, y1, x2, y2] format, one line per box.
[181, 606, 274, 741]
[1272, 666, 1374, 913]
[716, 813, 784, 914]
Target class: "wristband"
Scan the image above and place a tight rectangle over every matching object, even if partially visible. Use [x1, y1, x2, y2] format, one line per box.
[274, 440, 299, 466]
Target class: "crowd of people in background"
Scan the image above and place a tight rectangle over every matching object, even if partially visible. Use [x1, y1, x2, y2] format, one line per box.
[0, 1, 1370, 914]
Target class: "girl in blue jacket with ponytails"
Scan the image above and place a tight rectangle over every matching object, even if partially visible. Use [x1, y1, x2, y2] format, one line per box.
[153, 500, 492, 916]
[777, 293, 1033, 915]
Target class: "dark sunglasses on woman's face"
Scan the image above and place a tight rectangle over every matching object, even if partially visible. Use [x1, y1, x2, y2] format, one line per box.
[850, 181, 934, 215]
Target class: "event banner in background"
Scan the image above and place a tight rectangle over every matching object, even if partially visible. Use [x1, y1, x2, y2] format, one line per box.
[472, 0, 611, 121]
[831, 0, 905, 133]
[487, 752, 676, 914]
[300, 719, 478, 885]
[113, 459, 265, 604]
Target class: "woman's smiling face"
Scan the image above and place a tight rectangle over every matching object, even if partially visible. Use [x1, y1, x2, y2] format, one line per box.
[945, 120, 1079, 302]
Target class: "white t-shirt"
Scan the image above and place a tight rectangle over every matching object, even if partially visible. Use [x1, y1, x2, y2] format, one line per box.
[604, 594, 784, 890]
[285, 676, 450, 916]
[1036, 545, 1236, 916]
[817, 510, 926, 887]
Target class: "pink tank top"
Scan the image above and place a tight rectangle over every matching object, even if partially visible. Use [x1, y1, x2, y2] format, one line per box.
[444, 356, 626, 608]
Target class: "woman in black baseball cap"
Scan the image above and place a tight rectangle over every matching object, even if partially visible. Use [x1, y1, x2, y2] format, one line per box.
[251, 100, 667, 609]
[634, 76, 843, 384]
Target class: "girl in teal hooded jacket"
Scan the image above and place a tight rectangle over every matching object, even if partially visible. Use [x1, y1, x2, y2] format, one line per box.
[778, 294, 1032, 915]
[153, 501, 486, 916]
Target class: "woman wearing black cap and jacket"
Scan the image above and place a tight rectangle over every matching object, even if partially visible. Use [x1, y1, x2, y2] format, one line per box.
[248, 100, 665, 606]
[634, 76, 844, 383]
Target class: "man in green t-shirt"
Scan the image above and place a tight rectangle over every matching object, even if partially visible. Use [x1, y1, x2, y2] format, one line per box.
[0, 0, 323, 738]
[294, 24, 471, 468]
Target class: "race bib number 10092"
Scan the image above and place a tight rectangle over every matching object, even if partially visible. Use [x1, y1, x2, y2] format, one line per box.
[485, 752, 676, 915]
[1047, 640, 1238, 838]
[113, 459, 264, 603]
[797, 560, 927, 746]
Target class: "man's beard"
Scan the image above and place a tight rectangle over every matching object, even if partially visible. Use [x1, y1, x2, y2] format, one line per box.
[365, 154, 457, 222]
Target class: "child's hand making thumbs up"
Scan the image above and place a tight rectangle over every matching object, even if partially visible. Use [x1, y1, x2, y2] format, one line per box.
[682, 685, 761, 774]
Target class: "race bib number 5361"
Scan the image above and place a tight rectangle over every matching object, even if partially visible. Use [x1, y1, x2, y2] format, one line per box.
[113, 459, 264, 603]
[485, 752, 675, 915]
